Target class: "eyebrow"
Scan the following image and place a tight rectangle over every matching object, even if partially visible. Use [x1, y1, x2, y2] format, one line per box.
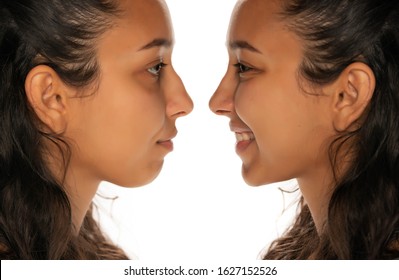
[139, 38, 173, 51]
[229, 40, 262, 54]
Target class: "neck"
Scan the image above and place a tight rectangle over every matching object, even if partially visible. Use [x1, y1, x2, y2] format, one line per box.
[44, 139, 101, 234]
[64, 165, 101, 233]
[297, 166, 335, 234]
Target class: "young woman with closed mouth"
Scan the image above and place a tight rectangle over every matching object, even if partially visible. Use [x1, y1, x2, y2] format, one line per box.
[0, 0, 192, 259]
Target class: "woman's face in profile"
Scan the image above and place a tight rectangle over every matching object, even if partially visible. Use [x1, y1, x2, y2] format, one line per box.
[210, 0, 333, 186]
[66, 0, 193, 187]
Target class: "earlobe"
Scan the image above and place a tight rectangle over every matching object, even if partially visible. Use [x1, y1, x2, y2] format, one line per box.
[332, 62, 375, 131]
[25, 65, 68, 134]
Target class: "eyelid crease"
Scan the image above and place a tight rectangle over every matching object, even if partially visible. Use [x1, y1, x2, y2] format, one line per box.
[146, 57, 165, 67]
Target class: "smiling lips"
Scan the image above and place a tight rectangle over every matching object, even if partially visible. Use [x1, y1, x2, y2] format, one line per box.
[235, 131, 255, 142]
[234, 131, 255, 154]
[230, 122, 255, 143]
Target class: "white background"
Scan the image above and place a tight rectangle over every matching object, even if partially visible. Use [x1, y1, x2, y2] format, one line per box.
[1, 4, 394, 280]
[96, 0, 298, 261]
[1, 4, 393, 280]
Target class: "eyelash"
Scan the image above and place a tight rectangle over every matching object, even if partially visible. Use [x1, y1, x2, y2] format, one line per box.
[147, 61, 168, 76]
[233, 62, 253, 75]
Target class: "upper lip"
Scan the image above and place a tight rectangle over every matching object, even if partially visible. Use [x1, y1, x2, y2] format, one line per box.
[157, 130, 178, 143]
[229, 122, 253, 134]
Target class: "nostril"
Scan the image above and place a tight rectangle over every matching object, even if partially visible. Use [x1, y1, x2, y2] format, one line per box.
[215, 109, 231, 115]
[209, 95, 234, 116]
[173, 110, 189, 118]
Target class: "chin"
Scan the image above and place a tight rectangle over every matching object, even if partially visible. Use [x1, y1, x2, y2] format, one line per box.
[242, 176, 264, 187]
[112, 161, 164, 188]
[241, 164, 280, 187]
[241, 167, 264, 187]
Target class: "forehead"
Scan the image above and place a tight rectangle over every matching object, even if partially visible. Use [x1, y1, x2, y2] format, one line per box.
[228, 0, 283, 44]
[106, 0, 173, 50]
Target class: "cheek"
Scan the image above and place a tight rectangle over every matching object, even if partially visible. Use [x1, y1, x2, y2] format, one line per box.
[106, 98, 164, 151]
[89, 85, 165, 145]
[236, 76, 311, 136]
[235, 81, 283, 134]
[233, 70, 334, 184]
[95, 101, 165, 186]
[235, 83, 259, 124]
[67, 82, 167, 184]
[235, 80, 312, 155]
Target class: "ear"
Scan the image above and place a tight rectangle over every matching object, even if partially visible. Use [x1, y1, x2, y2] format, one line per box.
[331, 62, 376, 131]
[25, 65, 69, 134]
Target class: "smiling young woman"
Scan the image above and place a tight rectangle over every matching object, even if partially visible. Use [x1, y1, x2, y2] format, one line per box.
[210, 0, 399, 259]
[0, 0, 192, 259]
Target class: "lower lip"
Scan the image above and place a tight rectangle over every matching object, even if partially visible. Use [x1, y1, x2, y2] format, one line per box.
[157, 140, 174, 151]
[236, 140, 254, 154]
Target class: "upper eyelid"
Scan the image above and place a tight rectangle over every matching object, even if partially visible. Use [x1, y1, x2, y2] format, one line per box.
[146, 57, 165, 67]
[233, 62, 251, 67]
[233, 62, 254, 72]
[231, 58, 253, 67]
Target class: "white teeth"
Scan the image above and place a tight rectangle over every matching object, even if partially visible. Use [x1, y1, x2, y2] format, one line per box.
[235, 132, 255, 142]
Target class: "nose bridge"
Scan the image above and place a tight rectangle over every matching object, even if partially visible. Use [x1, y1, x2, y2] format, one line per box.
[164, 67, 193, 119]
[209, 72, 235, 115]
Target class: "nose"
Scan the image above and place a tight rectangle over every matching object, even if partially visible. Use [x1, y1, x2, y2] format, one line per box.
[165, 67, 194, 119]
[209, 72, 235, 117]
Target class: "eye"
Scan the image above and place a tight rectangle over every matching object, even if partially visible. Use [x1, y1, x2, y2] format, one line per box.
[147, 61, 168, 76]
[233, 62, 253, 75]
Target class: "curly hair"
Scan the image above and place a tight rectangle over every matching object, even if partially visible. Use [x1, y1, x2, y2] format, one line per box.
[0, 0, 128, 259]
[264, 0, 399, 259]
